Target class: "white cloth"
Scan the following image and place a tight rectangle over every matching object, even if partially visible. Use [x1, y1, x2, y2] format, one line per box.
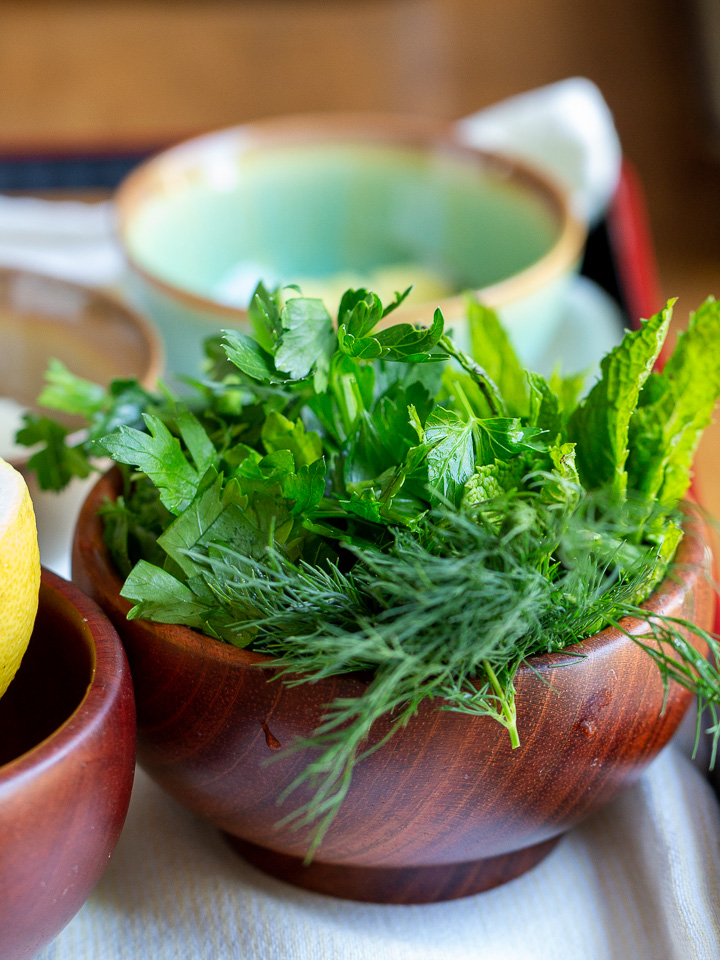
[38, 747, 720, 960]
[456, 77, 623, 226]
[0, 195, 123, 287]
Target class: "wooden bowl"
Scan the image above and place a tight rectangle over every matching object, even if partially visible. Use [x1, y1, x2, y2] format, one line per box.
[0, 569, 136, 960]
[72, 471, 714, 904]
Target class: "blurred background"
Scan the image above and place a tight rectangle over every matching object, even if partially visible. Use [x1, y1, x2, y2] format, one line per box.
[0, 0, 717, 290]
[0, 0, 718, 494]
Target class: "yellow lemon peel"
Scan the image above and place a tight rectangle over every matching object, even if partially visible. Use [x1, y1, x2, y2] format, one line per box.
[0, 457, 40, 699]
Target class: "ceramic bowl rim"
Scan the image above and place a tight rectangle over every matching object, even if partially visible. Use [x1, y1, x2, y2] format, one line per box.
[0, 266, 164, 469]
[114, 111, 587, 323]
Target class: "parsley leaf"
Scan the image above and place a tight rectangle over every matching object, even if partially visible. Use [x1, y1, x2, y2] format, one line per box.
[97, 414, 200, 514]
[15, 414, 92, 490]
[276, 297, 336, 390]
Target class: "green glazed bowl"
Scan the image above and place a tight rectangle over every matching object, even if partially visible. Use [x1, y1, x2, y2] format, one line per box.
[116, 114, 585, 377]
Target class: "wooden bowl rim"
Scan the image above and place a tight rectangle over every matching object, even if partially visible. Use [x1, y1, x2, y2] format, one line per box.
[115, 111, 586, 322]
[1, 266, 164, 469]
[0, 567, 131, 783]
[74, 468, 709, 681]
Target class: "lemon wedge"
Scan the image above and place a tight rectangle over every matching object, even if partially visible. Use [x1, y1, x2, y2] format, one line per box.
[0, 457, 40, 699]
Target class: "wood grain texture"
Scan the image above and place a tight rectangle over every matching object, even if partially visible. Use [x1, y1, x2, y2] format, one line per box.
[0, 569, 136, 960]
[72, 470, 715, 902]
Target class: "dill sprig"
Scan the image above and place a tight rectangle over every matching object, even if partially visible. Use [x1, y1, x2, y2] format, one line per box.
[187, 491, 699, 856]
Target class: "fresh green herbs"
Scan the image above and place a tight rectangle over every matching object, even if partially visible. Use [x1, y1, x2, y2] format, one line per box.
[22, 286, 720, 853]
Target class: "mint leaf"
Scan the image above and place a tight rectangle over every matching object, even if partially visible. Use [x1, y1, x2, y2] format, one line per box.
[540, 442, 581, 505]
[628, 297, 720, 505]
[98, 414, 200, 514]
[567, 304, 672, 498]
[462, 462, 506, 506]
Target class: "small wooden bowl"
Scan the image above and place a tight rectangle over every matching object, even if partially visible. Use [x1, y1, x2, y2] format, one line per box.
[0, 569, 136, 960]
[72, 471, 714, 904]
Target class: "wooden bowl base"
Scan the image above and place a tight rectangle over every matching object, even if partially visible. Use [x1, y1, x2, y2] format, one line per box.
[225, 835, 561, 904]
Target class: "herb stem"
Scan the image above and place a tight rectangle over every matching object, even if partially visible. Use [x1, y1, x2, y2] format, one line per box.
[483, 660, 520, 748]
[439, 335, 506, 417]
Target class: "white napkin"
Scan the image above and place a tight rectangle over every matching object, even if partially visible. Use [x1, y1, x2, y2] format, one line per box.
[456, 77, 623, 226]
[0, 194, 123, 286]
[39, 746, 720, 960]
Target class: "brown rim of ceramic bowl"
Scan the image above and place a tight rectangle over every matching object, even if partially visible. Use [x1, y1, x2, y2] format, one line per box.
[114, 112, 587, 323]
[75, 469, 709, 681]
[1, 267, 164, 469]
[0, 266, 164, 390]
[0, 567, 132, 779]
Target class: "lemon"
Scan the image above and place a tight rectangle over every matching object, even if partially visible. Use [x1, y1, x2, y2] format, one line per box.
[0, 457, 40, 699]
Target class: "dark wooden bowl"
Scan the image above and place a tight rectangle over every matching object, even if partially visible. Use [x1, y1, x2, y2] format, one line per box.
[72, 471, 714, 904]
[0, 569, 136, 960]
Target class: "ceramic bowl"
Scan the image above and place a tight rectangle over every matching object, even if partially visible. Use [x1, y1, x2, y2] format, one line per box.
[0, 268, 163, 574]
[115, 113, 585, 378]
[72, 471, 714, 904]
[0, 569, 136, 960]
